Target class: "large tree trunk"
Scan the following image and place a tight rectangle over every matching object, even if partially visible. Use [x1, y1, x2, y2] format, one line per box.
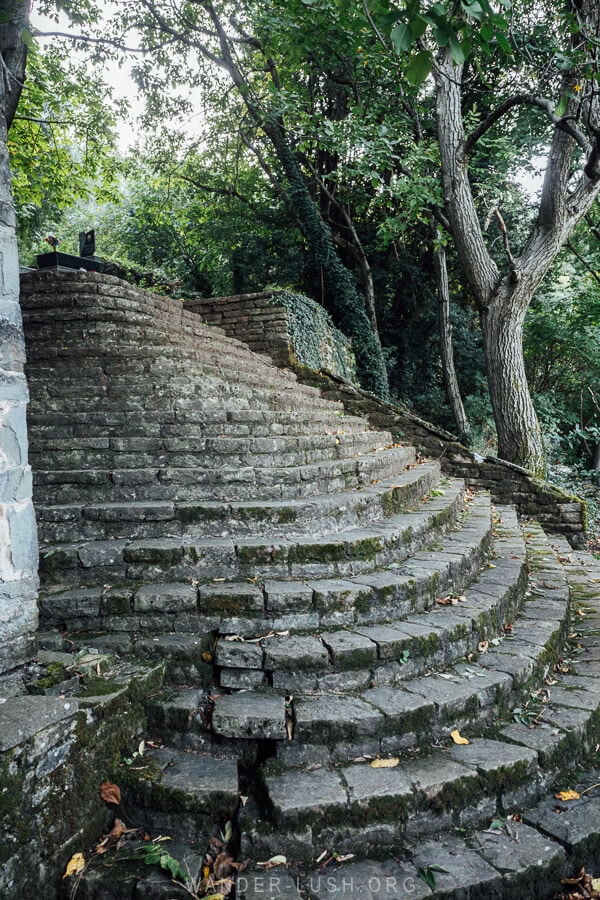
[433, 237, 470, 439]
[480, 294, 544, 473]
[433, 26, 600, 475]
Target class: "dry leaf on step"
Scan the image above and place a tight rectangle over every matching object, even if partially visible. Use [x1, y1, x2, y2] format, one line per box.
[370, 757, 400, 768]
[451, 729, 469, 745]
[257, 855, 287, 869]
[554, 789, 580, 801]
[62, 853, 85, 879]
[100, 781, 121, 805]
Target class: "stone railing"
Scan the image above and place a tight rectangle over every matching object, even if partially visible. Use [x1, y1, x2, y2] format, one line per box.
[185, 290, 357, 381]
[295, 368, 587, 548]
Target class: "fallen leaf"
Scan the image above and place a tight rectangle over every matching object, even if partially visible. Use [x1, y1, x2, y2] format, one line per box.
[335, 854, 355, 863]
[554, 789, 580, 801]
[63, 853, 85, 878]
[451, 729, 470, 745]
[240, 795, 249, 807]
[100, 781, 121, 805]
[257, 854, 287, 870]
[478, 641, 489, 653]
[370, 757, 400, 768]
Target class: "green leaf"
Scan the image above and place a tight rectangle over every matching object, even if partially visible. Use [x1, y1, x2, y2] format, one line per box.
[391, 21, 414, 54]
[555, 93, 569, 118]
[449, 33, 465, 64]
[21, 27, 34, 49]
[405, 50, 433, 85]
[409, 14, 429, 38]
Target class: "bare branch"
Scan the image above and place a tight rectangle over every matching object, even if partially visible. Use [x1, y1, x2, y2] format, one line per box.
[566, 240, 600, 287]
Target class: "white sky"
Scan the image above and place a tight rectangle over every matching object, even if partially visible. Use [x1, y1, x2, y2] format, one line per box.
[30, 5, 146, 151]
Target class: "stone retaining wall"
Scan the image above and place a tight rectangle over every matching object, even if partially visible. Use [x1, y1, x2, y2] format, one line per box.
[185, 290, 357, 380]
[295, 369, 587, 548]
[0, 230, 38, 684]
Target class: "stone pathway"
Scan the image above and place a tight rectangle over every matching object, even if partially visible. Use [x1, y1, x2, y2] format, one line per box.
[15, 271, 600, 898]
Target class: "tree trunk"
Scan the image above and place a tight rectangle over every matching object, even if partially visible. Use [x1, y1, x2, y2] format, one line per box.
[480, 294, 545, 475]
[433, 35, 600, 475]
[434, 237, 470, 439]
[592, 441, 600, 473]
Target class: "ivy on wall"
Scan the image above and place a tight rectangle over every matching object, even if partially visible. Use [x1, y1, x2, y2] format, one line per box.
[270, 291, 357, 383]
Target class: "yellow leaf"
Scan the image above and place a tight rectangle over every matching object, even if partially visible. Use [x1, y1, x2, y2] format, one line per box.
[591, 878, 600, 891]
[203, 895, 225, 900]
[63, 853, 85, 879]
[554, 789, 580, 801]
[370, 757, 400, 768]
[451, 729, 470, 745]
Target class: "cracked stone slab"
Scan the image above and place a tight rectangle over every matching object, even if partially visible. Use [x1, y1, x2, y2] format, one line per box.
[342, 762, 413, 813]
[450, 738, 538, 790]
[266, 768, 347, 827]
[403, 754, 480, 808]
[157, 751, 239, 813]
[469, 821, 565, 899]
[361, 686, 435, 731]
[263, 634, 330, 671]
[294, 695, 383, 742]
[308, 859, 432, 898]
[413, 836, 502, 899]
[525, 795, 600, 864]
[321, 631, 377, 669]
[212, 693, 286, 739]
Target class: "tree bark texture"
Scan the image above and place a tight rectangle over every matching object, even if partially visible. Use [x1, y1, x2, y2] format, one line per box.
[434, 4, 600, 477]
[433, 237, 470, 439]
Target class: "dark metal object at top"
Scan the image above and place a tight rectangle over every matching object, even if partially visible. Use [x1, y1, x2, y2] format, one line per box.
[79, 229, 96, 258]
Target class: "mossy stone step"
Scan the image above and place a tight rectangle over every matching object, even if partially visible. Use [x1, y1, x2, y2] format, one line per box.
[123, 746, 239, 845]
[35, 461, 441, 543]
[33, 444, 417, 506]
[248, 739, 541, 861]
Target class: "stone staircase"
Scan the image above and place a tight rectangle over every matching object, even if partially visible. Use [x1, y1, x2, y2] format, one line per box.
[20, 271, 600, 899]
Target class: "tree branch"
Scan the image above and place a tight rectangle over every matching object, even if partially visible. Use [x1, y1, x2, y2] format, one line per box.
[566, 241, 600, 287]
[465, 93, 590, 155]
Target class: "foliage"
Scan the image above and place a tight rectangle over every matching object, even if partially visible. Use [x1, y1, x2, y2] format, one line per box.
[270, 290, 357, 381]
[9, 43, 122, 244]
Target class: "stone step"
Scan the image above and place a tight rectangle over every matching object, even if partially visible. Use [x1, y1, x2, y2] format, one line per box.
[206, 521, 570, 762]
[247, 738, 544, 861]
[28, 428, 395, 476]
[28, 407, 371, 441]
[122, 746, 240, 845]
[215, 506, 526, 691]
[32, 444, 417, 505]
[38, 477, 468, 590]
[36, 461, 441, 543]
[27, 362, 338, 409]
[37, 489, 490, 639]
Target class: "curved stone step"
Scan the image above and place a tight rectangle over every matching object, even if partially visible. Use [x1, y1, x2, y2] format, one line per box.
[30, 407, 371, 442]
[32, 444, 417, 505]
[250, 738, 543, 862]
[29, 428, 396, 477]
[215, 507, 526, 692]
[37, 489, 490, 643]
[36, 462, 441, 543]
[38, 477, 467, 593]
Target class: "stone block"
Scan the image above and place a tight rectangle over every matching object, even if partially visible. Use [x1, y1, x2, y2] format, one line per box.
[134, 583, 197, 613]
[266, 768, 347, 828]
[212, 693, 287, 740]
